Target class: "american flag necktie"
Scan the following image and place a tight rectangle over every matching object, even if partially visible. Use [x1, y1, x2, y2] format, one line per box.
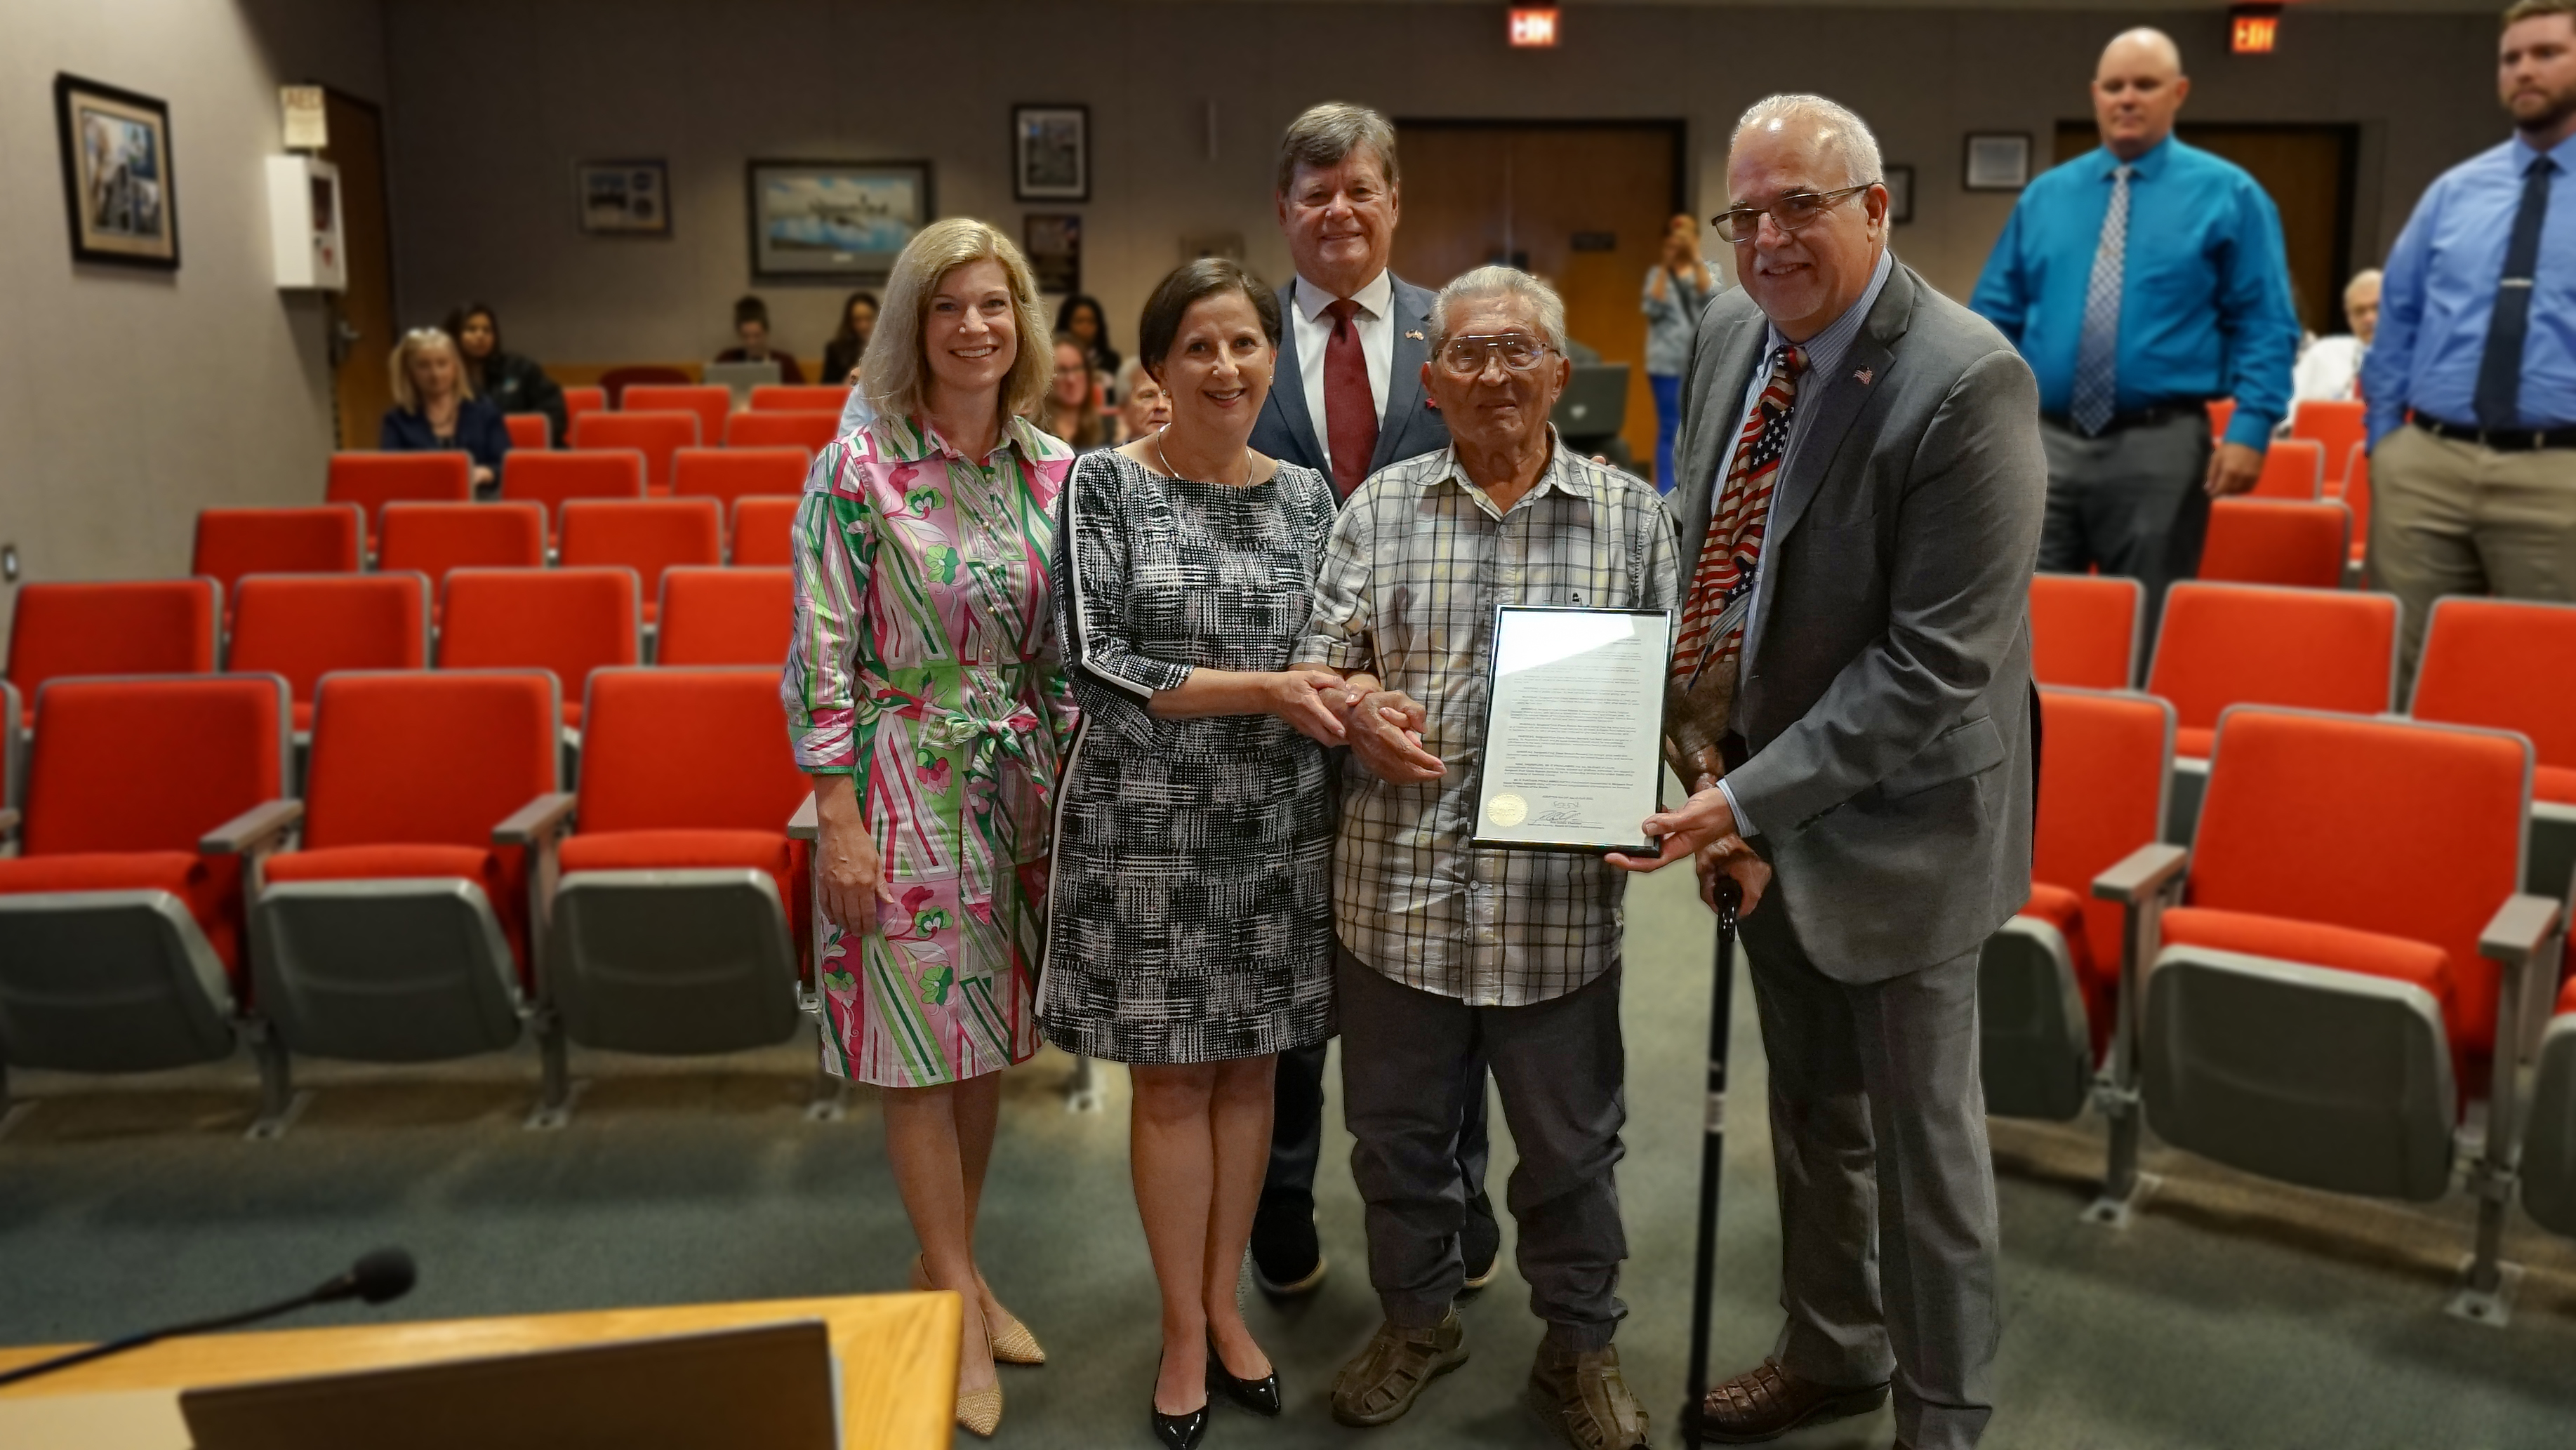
[1673, 344, 1806, 689]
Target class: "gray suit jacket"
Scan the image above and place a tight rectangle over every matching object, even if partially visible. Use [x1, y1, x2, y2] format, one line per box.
[1670, 260, 2046, 982]
[1251, 274, 1451, 486]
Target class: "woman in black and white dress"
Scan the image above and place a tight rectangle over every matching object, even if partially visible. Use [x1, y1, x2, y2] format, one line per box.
[1047, 259, 1344, 1446]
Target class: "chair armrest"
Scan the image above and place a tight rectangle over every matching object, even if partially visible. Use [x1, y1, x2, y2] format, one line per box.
[788, 792, 818, 842]
[493, 792, 578, 846]
[2480, 893, 2564, 969]
[201, 798, 303, 856]
[2092, 842, 2189, 905]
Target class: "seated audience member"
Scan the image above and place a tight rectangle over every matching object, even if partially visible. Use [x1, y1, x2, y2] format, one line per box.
[1040, 333, 1110, 451]
[822, 289, 879, 385]
[2292, 269, 2382, 404]
[1058, 292, 1123, 392]
[717, 293, 807, 383]
[380, 326, 509, 495]
[448, 301, 568, 444]
[1114, 357, 1171, 444]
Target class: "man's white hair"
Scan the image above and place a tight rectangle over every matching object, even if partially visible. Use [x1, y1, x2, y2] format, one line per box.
[1731, 94, 1884, 190]
[1430, 266, 1569, 354]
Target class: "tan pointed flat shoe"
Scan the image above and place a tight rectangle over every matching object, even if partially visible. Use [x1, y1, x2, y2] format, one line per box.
[912, 1254, 1047, 1365]
[955, 1383, 1003, 1438]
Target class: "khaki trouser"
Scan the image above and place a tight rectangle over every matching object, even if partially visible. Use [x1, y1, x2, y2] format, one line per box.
[2369, 424, 2576, 689]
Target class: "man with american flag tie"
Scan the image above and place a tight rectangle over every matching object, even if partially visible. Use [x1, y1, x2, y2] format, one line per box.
[1607, 95, 2045, 1450]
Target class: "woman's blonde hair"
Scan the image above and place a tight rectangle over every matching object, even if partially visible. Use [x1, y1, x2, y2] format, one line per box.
[387, 326, 473, 412]
[863, 218, 1051, 424]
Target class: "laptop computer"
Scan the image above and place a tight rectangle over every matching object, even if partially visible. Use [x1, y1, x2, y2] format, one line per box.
[1552, 363, 1630, 446]
[703, 359, 782, 407]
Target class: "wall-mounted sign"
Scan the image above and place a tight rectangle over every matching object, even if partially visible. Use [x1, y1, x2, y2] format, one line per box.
[280, 85, 327, 149]
[1508, 8, 1559, 48]
[2231, 6, 2282, 55]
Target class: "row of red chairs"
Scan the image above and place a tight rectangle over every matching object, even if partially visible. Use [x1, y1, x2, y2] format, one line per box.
[326, 446, 809, 535]
[1, 568, 791, 738]
[510, 408, 841, 479]
[0, 669, 820, 1131]
[555, 380, 851, 429]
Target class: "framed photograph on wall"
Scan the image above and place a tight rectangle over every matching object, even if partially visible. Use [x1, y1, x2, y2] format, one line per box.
[746, 159, 934, 281]
[576, 159, 671, 237]
[1883, 165, 1916, 225]
[1014, 104, 1089, 201]
[55, 73, 180, 269]
[1023, 213, 1082, 295]
[1962, 133, 2033, 192]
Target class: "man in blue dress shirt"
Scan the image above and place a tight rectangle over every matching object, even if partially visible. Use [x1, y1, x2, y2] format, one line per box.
[1971, 29, 2301, 630]
[2363, 0, 2576, 681]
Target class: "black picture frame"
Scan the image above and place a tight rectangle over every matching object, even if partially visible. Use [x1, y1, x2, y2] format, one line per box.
[55, 72, 180, 270]
[745, 159, 935, 282]
[1962, 133, 2033, 192]
[575, 158, 672, 237]
[1883, 164, 1916, 225]
[1013, 104, 1089, 202]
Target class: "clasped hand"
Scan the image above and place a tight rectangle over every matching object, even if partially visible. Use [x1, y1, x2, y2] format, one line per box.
[1343, 688, 1445, 783]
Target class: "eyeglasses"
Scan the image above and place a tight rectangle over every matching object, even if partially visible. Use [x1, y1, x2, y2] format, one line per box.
[1710, 184, 1874, 244]
[1435, 333, 1557, 375]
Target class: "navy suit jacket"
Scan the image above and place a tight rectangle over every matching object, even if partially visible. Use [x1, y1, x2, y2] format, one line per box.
[1252, 273, 1451, 492]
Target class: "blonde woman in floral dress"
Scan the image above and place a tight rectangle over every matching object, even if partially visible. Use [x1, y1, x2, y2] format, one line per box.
[783, 218, 1074, 1439]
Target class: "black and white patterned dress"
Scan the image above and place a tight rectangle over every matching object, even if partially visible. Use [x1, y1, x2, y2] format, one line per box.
[1042, 448, 1338, 1063]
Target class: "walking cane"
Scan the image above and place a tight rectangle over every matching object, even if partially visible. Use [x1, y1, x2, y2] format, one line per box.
[1679, 876, 1743, 1447]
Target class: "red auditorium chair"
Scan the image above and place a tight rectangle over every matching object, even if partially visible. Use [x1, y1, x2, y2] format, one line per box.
[730, 495, 801, 566]
[675, 446, 810, 510]
[6, 579, 221, 728]
[0, 675, 299, 1130]
[2527, 978, 2576, 1237]
[1981, 687, 2173, 1126]
[376, 502, 547, 603]
[563, 385, 607, 427]
[227, 573, 431, 734]
[571, 411, 697, 494]
[621, 384, 731, 451]
[2028, 571, 2144, 689]
[557, 499, 722, 624]
[2292, 399, 2368, 493]
[438, 568, 641, 728]
[2129, 706, 2560, 1316]
[2196, 498, 2352, 589]
[540, 667, 812, 1084]
[2248, 437, 2325, 500]
[750, 384, 852, 412]
[2207, 399, 2236, 440]
[253, 670, 565, 1090]
[2146, 582, 2395, 762]
[658, 567, 792, 666]
[325, 453, 472, 546]
[503, 413, 552, 451]
[193, 506, 363, 603]
[724, 411, 840, 453]
[597, 366, 689, 408]
[2410, 596, 2576, 900]
[501, 449, 647, 546]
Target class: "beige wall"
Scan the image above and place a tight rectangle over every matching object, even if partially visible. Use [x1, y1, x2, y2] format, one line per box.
[0, 0, 387, 647]
[382, 0, 2515, 374]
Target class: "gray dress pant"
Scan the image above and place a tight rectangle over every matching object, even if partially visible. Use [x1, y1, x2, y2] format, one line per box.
[1337, 947, 1627, 1350]
[1741, 905, 2000, 1450]
[2039, 411, 2214, 646]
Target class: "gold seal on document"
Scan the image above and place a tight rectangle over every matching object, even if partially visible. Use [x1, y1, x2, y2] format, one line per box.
[1487, 793, 1528, 827]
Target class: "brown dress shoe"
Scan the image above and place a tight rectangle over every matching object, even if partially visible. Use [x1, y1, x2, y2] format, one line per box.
[1529, 1342, 1649, 1449]
[1330, 1311, 1468, 1427]
[1699, 1357, 1887, 1443]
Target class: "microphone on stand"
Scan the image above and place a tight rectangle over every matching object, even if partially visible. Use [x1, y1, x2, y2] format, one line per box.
[0, 1248, 416, 1389]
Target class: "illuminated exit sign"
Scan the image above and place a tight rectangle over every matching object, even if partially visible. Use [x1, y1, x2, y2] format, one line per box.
[2231, 6, 2281, 54]
[1509, 7, 1560, 47]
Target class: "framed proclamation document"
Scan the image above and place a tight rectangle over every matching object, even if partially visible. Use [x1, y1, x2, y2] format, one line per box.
[1472, 606, 1674, 854]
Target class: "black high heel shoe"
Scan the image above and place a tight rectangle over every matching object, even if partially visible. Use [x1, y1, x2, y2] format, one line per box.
[1152, 1355, 1211, 1449]
[1205, 1333, 1282, 1417]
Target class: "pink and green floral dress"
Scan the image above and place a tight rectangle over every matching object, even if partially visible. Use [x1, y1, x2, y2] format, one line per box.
[783, 413, 1076, 1087]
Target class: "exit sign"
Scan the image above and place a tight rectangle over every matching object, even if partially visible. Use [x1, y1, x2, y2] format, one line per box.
[1509, 7, 1560, 47]
[2231, 6, 2281, 54]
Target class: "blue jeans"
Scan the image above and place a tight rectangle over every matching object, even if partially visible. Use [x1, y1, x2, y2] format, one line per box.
[1650, 373, 1684, 493]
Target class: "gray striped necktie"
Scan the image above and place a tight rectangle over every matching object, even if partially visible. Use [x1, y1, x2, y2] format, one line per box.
[2071, 164, 2135, 437]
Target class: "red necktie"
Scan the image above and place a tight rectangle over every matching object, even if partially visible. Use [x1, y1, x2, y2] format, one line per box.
[1322, 298, 1379, 498]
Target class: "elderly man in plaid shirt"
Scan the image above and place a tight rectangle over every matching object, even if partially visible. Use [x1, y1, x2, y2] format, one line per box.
[1297, 265, 1680, 1449]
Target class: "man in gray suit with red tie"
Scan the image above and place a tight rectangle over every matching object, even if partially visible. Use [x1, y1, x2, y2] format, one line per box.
[1614, 94, 2045, 1450]
[1246, 102, 1481, 1303]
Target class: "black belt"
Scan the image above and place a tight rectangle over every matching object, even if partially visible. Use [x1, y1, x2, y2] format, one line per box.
[2040, 402, 2210, 435]
[2412, 416, 2576, 452]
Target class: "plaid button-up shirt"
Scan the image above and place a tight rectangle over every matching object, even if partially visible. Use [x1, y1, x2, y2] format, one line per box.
[1295, 437, 1682, 1006]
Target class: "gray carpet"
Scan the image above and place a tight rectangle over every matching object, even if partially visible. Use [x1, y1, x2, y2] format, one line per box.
[4, 863, 2573, 1446]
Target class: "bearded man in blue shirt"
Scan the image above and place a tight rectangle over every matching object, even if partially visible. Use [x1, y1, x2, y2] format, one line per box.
[1971, 28, 2301, 632]
[2363, 0, 2576, 683]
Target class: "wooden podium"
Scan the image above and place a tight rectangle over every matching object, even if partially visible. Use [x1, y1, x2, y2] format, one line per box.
[0, 1291, 960, 1448]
